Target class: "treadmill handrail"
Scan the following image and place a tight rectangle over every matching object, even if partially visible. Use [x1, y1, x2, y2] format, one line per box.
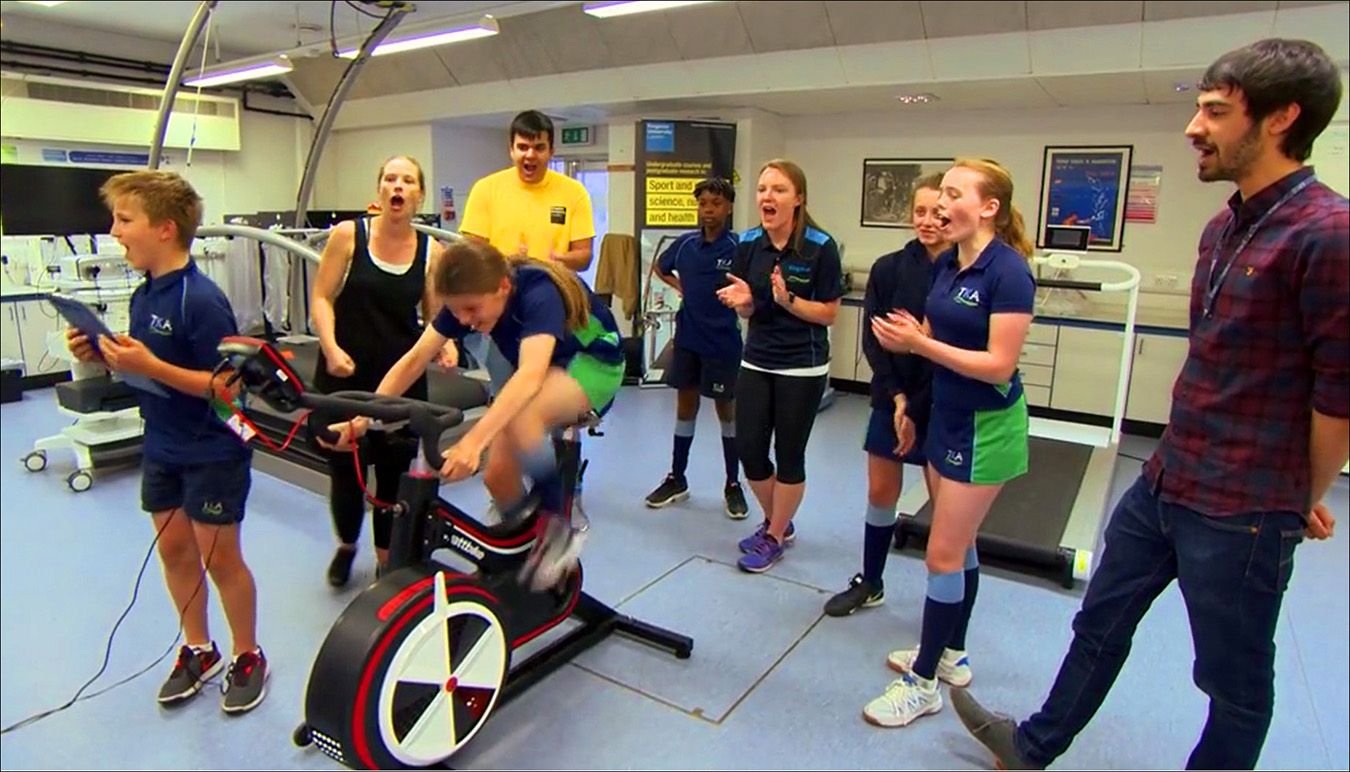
[1030, 255, 1142, 445]
[197, 224, 323, 266]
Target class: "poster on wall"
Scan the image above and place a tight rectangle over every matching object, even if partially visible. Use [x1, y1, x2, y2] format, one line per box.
[1037, 145, 1133, 252]
[860, 158, 953, 228]
[1125, 165, 1162, 224]
[634, 120, 736, 383]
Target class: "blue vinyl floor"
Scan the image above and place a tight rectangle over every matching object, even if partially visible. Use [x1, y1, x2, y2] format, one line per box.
[1, 385, 1346, 770]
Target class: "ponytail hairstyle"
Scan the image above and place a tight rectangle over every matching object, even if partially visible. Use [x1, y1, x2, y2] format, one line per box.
[759, 159, 824, 253]
[433, 240, 590, 331]
[950, 158, 1034, 258]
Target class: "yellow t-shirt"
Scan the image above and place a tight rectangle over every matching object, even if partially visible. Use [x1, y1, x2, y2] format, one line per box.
[459, 168, 595, 260]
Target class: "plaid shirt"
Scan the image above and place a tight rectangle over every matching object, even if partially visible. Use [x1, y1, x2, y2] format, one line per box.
[1144, 167, 1350, 517]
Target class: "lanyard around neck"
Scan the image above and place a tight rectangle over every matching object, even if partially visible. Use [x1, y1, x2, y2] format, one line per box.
[1203, 177, 1313, 318]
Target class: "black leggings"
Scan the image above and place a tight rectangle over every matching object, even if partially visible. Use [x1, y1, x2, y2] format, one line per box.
[734, 369, 827, 485]
[325, 430, 417, 550]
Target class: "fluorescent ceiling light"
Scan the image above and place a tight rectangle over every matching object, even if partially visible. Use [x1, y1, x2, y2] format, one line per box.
[337, 16, 500, 58]
[183, 56, 293, 88]
[20, 1, 69, 6]
[583, 1, 715, 19]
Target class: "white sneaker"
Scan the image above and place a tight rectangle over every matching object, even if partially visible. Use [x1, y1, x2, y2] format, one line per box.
[862, 673, 942, 728]
[886, 646, 973, 687]
[518, 514, 587, 592]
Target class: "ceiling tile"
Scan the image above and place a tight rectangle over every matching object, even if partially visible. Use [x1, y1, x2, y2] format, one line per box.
[1144, 1, 1277, 21]
[838, 40, 935, 85]
[822, 1, 926, 46]
[920, 1, 1028, 38]
[514, 7, 612, 75]
[930, 31, 1032, 80]
[490, 12, 562, 79]
[436, 38, 510, 86]
[665, 3, 755, 60]
[347, 52, 457, 100]
[735, 1, 837, 53]
[1029, 24, 1142, 75]
[593, 14, 685, 67]
[1037, 72, 1148, 106]
[1027, 1, 1143, 30]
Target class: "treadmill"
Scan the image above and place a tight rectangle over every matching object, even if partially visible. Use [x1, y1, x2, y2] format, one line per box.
[893, 226, 1142, 588]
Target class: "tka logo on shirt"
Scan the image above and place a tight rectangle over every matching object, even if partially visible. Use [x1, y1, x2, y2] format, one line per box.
[953, 287, 982, 308]
[550, 206, 566, 225]
[149, 314, 174, 335]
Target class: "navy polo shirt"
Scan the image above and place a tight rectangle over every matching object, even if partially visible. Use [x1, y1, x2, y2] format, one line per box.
[926, 238, 1036, 411]
[129, 260, 250, 464]
[657, 229, 742, 361]
[731, 226, 844, 370]
[432, 264, 622, 369]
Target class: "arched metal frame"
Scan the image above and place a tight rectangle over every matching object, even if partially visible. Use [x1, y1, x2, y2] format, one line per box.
[148, 0, 423, 235]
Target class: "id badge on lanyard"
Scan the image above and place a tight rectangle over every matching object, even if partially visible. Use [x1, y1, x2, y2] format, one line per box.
[1203, 177, 1313, 318]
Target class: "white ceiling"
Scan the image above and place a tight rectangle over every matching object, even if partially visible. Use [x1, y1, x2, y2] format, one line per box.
[0, 0, 1346, 125]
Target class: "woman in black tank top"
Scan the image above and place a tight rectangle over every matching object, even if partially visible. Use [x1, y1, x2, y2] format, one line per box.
[310, 156, 447, 587]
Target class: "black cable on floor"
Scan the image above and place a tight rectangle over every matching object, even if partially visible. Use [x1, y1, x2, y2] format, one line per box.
[0, 513, 220, 735]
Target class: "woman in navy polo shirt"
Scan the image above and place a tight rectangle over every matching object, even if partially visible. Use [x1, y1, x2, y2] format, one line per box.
[824, 173, 949, 617]
[717, 159, 844, 574]
[863, 158, 1035, 727]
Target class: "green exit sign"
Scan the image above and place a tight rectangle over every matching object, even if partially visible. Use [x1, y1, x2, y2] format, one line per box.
[560, 126, 592, 146]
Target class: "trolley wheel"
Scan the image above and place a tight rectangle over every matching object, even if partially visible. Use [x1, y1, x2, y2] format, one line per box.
[67, 469, 93, 492]
[293, 723, 312, 747]
[22, 450, 47, 472]
[308, 568, 511, 769]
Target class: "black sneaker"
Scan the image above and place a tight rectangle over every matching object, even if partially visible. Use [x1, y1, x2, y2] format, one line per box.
[221, 648, 269, 715]
[158, 643, 224, 704]
[644, 474, 689, 508]
[823, 573, 885, 617]
[328, 546, 356, 588]
[724, 482, 749, 519]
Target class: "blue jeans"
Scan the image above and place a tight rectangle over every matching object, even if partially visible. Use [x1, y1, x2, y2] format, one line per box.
[1017, 473, 1305, 770]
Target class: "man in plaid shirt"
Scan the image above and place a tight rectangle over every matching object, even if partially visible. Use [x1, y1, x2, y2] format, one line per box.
[950, 38, 1349, 770]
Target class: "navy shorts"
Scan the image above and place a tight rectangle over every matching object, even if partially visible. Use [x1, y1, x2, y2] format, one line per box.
[863, 405, 928, 466]
[666, 345, 739, 402]
[142, 457, 252, 526]
[924, 395, 1029, 484]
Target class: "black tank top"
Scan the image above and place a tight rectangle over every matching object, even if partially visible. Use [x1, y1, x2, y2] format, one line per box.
[314, 217, 429, 400]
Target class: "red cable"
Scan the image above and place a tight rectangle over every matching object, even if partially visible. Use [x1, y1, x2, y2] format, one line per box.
[350, 439, 395, 509]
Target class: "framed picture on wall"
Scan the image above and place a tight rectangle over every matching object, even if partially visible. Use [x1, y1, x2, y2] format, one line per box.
[1036, 145, 1133, 252]
[860, 158, 954, 228]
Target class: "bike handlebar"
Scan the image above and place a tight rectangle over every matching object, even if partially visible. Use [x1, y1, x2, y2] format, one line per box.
[302, 391, 463, 470]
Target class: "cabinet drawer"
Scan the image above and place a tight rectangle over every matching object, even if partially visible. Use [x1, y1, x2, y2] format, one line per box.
[1024, 384, 1051, 408]
[1026, 323, 1058, 346]
[1020, 363, 1054, 388]
[1019, 342, 1056, 367]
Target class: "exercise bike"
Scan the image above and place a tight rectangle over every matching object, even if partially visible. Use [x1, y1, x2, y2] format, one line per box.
[217, 336, 693, 770]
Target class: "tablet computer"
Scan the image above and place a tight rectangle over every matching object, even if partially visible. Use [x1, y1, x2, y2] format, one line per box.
[48, 295, 169, 397]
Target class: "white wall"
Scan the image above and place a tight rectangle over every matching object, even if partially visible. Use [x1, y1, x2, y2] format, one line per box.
[2, 107, 308, 224]
[431, 122, 508, 228]
[785, 102, 1237, 311]
[310, 123, 435, 211]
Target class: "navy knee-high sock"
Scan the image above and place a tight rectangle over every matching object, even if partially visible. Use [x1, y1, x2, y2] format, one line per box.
[948, 547, 980, 651]
[911, 569, 965, 681]
[720, 420, 739, 484]
[862, 504, 896, 588]
[671, 419, 695, 480]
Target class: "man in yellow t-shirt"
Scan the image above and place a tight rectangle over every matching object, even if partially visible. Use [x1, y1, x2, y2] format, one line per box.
[460, 110, 596, 272]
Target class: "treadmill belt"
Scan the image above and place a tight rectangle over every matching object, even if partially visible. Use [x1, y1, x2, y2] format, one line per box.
[902, 436, 1094, 585]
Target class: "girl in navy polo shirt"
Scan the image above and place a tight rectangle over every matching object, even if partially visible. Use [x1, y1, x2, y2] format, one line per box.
[338, 239, 625, 590]
[824, 173, 948, 617]
[717, 159, 844, 574]
[863, 158, 1035, 727]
